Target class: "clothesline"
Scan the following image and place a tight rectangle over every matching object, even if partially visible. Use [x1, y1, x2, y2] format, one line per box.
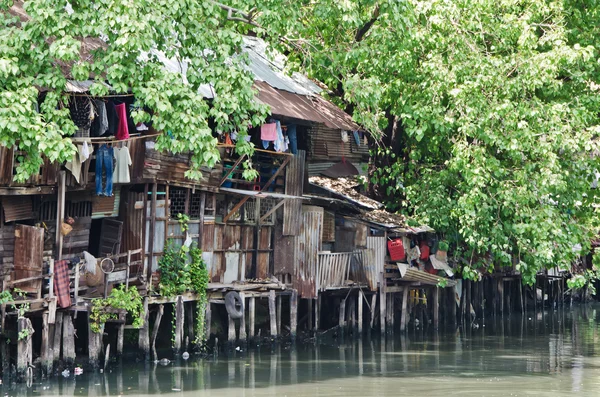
[70, 133, 161, 144]
[68, 93, 135, 98]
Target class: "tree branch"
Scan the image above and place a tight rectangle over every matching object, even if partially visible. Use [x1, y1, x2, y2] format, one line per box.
[355, 5, 380, 42]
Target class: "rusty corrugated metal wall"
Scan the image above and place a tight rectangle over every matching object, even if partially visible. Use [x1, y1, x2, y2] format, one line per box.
[283, 150, 305, 236]
[367, 236, 386, 291]
[1, 196, 33, 222]
[293, 207, 323, 298]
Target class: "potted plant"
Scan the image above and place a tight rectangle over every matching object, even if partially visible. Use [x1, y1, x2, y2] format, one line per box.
[436, 240, 449, 262]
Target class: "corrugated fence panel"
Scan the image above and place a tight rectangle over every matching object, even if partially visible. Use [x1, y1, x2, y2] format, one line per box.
[274, 221, 295, 278]
[0, 225, 15, 272]
[294, 207, 323, 298]
[1, 196, 33, 222]
[283, 150, 305, 236]
[367, 236, 386, 291]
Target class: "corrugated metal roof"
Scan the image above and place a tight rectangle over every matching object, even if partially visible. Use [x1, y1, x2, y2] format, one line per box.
[254, 81, 359, 130]
[242, 36, 322, 96]
[309, 176, 382, 210]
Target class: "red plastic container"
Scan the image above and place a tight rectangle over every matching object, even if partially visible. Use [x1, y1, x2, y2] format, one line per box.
[419, 241, 430, 260]
[387, 239, 405, 261]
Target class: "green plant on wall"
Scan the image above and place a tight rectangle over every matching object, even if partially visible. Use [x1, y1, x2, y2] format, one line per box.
[90, 285, 144, 333]
[160, 215, 209, 347]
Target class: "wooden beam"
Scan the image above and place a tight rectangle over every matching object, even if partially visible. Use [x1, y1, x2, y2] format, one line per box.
[223, 196, 250, 223]
[259, 198, 288, 224]
[55, 171, 66, 260]
[269, 290, 277, 337]
[261, 156, 291, 192]
[151, 305, 164, 361]
[358, 289, 364, 334]
[0, 186, 56, 195]
[219, 154, 246, 186]
[290, 290, 298, 339]
[141, 183, 149, 280]
[249, 297, 255, 340]
[147, 183, 157, 284]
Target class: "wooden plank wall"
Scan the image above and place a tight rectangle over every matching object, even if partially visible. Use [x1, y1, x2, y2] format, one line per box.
[202, 223, 272, 283]
[283, 150, 305, 236]
[62, 216, 91, 260]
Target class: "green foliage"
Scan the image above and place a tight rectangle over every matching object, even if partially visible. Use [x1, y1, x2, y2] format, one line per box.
[158, 241, 192, 298]
[249, 0, 600, 283]
[436, 279, 448, 288]
[567, 270, 600, 296]
[438, 241, 449, 252]
[177, 213, 190, 233]
[90, 285, 144, 333]
[0, 1, 269, 182]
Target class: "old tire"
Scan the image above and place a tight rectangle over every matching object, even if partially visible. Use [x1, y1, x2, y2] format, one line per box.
[225, 291, 243, 319]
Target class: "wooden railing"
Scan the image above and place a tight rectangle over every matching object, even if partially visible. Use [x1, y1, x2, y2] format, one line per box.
[317, 249, 376, 291]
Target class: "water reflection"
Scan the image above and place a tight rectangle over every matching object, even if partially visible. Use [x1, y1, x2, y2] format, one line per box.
[5, 305, 600, 396]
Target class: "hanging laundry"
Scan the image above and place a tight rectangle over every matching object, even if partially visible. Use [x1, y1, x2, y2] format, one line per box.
[69, 96, 94, 137]
[261, 122, 277, 141]
[287, 124, 298, 154]
[90, 99, 109, 137]
[95, 144, 114, 196]
[65, 143, 93, 184]
[114, 103, 129, 140]
[273, 120, 285, 152]
[341, 130, 349, 143]
[113, 146, 132, 184]
[106, 100, 120, 136]
[353, 130, 361, 146]
[83, 251, 97, 274]
[54, 260, 71, 308]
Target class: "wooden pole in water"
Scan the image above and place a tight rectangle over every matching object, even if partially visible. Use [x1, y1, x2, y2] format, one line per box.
[339, 297, 346, 329]
[17, 317, 33, 381]
[151, 305, 164, 362]
[138, 297, 150, 360]
[205, 302, 212, 341]
[249, 298, 255, 340]
[307, 298, 313, 331]
[379, 272, 386, 334]
[451, 285, 457, 328]
[269, 290, 277, 337]
[239, 293, 247, 343]
[276, 294, 282, 335]
[41, 312, 52, 375]
[290, 290, 298, 339]
[358, 289, 364, 335]
[433, 287, 440, 330]
[174, 296, 184, 354]
[498, 278, 504, 316]
[370, 293, 377, 330]
[52, 312, 63, 369]
[400, 286, 409, 332]
[62, 314, 75, 366]
[228, 315, 236, 343]
[117, 312, 125, 356]
[186, 302, 195, 350]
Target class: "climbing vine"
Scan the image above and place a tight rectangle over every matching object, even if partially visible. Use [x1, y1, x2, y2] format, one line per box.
[90, 285, 144, 333]
[159, 216, 209, 347]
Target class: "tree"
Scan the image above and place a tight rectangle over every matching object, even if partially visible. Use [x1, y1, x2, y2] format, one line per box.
[0, 0, 267, 181]
[231, 0, 600, 283]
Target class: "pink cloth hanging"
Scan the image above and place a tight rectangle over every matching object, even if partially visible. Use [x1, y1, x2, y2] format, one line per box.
[115, 103, 129, 140]
[261, 123, 277, 141]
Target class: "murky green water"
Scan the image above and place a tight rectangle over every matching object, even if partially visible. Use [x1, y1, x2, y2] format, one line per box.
[5, 305, 600, 396]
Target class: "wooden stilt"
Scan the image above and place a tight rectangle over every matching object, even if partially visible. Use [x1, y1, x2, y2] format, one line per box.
[507, 280, 512, 317]
[239, 293, 247, 343]
[52, 312, 63, 368]
[138, 297, 150, 360]
[17, 317, 34, 381]
[451, 286, 457, 328]
[117, 312, 125, 356]
[519, 279, 525, 313]
[290, 290, 298, 339]
[88, 314, 101, 369]
[205, 302, 212, 341]
[186, 302, 195, 350]
[276, 294, 282, 335]
[307, 298, 313, 331]
[62, 314, 75, 366]
[370, 293, 377, 329]
[228, 315, 236, 343]
[339, 297, 346, 329]
[249, 298, 255, 340]
[315, 295, 321, 331]
[433, 287, 440, 329]
[358, 289, 364, 334]
[269, 290, 277, 337]
[498, 279, 504, 315]
[400, 287, 409, 332]
[151, 305, 164, 362]
[379, 273, 386, 334]
[174, 296, 184, 354]
[386, 293, 394, 332]
[41, 312, 52, 375]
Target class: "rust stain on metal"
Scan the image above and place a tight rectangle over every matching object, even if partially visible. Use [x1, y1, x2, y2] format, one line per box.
[1, 196, 33, 222]
[293, 208, 323, 298]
